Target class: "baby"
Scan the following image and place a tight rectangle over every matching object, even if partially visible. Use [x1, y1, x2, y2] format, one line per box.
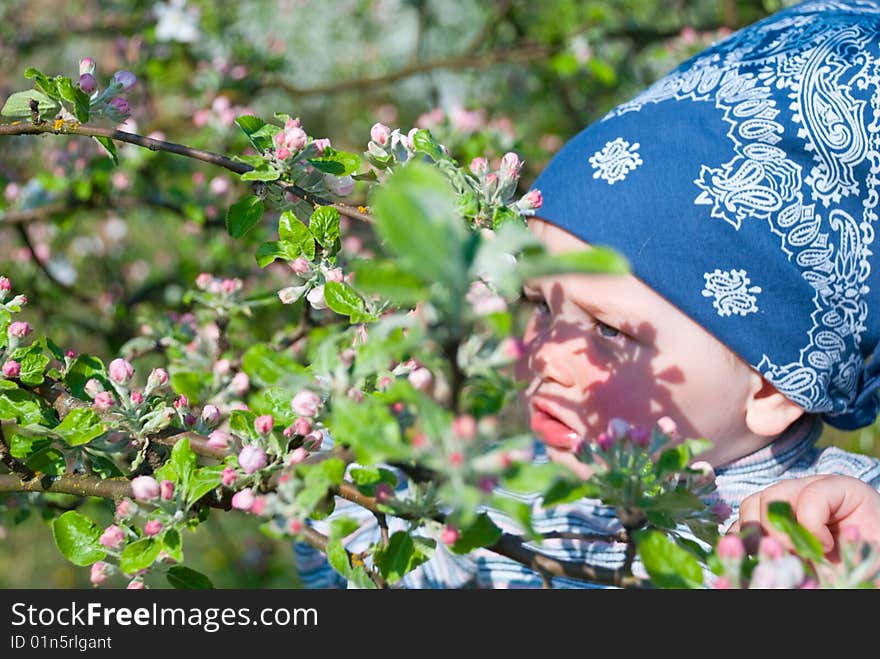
[296, 0, 880, 587]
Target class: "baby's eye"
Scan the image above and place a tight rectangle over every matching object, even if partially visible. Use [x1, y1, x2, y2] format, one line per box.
[596, 321, 623, 340]
[522, 289, 551, 315]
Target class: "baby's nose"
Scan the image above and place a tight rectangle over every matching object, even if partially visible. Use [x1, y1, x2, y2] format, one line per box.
[527, 329, 579, 388]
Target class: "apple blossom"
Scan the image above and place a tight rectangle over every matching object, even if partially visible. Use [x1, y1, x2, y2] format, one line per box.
[8, 321, 31, 338]
[92, 391, 115, 411]
[108, 358, 135, 385]
[221, 467, 237, 487]
[232, 489, 255, 511]
[99, 525, 125, 549]
[131, 475, 160, 501]
[160, 480, 175, 500]
[144, 520, 163, 537]
[201, 404, 221, 426]
[291, 390, 321, 417]
[207, 430, 233, 449]
[112, 70, 137, 90]
[79, 73, 97, 94]
[90, 561, 110, 585]
[238, 445, 267, 474]
[254, 414, 274, 435]
[1, 361, 20, 377]
[287, 447, 309, 466]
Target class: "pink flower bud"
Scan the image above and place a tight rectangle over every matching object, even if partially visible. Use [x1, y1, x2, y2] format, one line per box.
[231, 372, 250, 396]
[79, 57, 96, 76]
[221, 467, 237, 487]
[325, 175, 355, 196]
[174, 395, 189, 409]
[195, 272, 212, 290]
[108, 358, 135, 385]
[144, 520, 163, 537]
[285, 117, 302, 129]
[370, 122, 391, 146]
[129, 391, 143, 405]
[90, 561, 110, 585]
[285, 126, 308, 151]
[115, 499, 134, 519]
[213, 359, 231, 376]
[629, 424, 651, 447]
[441, 525, 459, 546]
[469, 157, 489, 176]
[8, 321, 31, 338]
[147, 368, 168, 390]
[184, 413, 196, 427]
[99, 524, 126, 549]
[2, 361, 20, 378]
[209, 176, 230, 196]
[501, 337, 526, 360]
[79, 73, 98, 94]
[289, 518, 304, 534]
[374, 482, 394, 503]
[711, 501, 733, 522]
[231, 488, 255, 511]
[112, 70, 137, 90]
[159, 480, 174, 500]
[287, 447, 309, 466]
[238, 445, 267, 474]
[607, 417, 630, 441]
[306, 284, 327, 309]
[758, 535, 785, 561]
[656, 416, 679, 439]
[411, 433, 427, 448]
[408, 367, 433, 392]
[293, 417, 312, 436]
[207, 430, 232, 449]
[276, 146, 292, 160]
[291, 390, 321, 417]
[325, 267, 344, 283]
[449, 451, 465, 466]
[312, 138, 331, 154]
[92, 391, 115, 411]
[712, 576, 732, 590]
[85, 378, 104, 397]
[690, 461, 716, 487]
[518, 189, 543, 210]
[254, 414, 274, 435]
[347, 387, 364, 402]
[131, 475, 160, 501]
[596, 432, 614, 451]
[303, 430, 323, 452]
[453, 415, 477, 440]
[109, 97, 130, 115]
[201, 404, 221, 426]
[291, 257, 311, 274]
[0, 276, 10, 293]
[717, 535, 745, 561]
[251, 496, 266, 516]
[499, 152, 522, 179]
[277, 286, 303, 304]
[126, 579, 145, 590]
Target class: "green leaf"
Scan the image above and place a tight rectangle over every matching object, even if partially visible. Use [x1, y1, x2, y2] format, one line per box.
[294, 458, 347, 514]
[374, 532, 429, 584]
[229, 409, 259, 443]
[767, 501, 824, 563]
[308, 205, 340, 248]
[410, 129, 443, 160]
[655, 445, 690, 477]
[24, 67, 60, 99]
[349, 259, 426, 306]
[0, 388, 53, 425]
[634, 529, 704, 589]
[450, 513, 503, 554]
[162, 528, 184, 563]
[18, 351, 49, 386]
[53, 407, 105, 446]
[369, 161, 467, 290]
[120, 538, 162, 575]
[327, 397, 407, 464]
[26, 446, 66, 476]
[308, 147, 360, 176]
[167, 565, 214, 589]
[241, 343, 309, 387]
[1, 90, 59, 119]
[93, 136, 118, 165]
[501, 462, 561, 494]
[278, 211, 316, 260]
[349, 466, 398, 488]
[226, 195, 265, 238]
[324, 281, 374, 322]
[64, 355, 106, 399]
[542, 478, 601, 507]
[235, 115, 279, 153]
[51, 511, 106, 566]
[326, 538, 351, 579]
[170, 370, 208, 404]
[171, 437, 197, 494]
[329, 516, 361, 540]
[85, 450, 125, 478]
[9, 433, 51, 459]
[255, 240, 302, 267]
[56, 76, 89, 123]
[241, 162, 281, 181]
[517, 247, 629, 281]
[186, 465, 223, 507]
[588, 58, 617, 86]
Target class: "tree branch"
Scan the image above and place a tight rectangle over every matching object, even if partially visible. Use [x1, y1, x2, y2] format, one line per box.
[0, 122, 373, 225]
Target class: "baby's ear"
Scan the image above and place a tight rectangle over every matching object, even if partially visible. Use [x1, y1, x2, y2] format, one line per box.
[744, 373, 805, 437]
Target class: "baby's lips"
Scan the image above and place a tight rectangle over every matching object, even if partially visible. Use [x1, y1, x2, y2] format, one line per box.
[529, 410, 579, 451]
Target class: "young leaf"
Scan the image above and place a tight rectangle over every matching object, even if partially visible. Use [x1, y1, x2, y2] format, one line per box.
[324, 281, 374, 322]
[93, 136, 118, 164]
[634, 529, 704, 589]
[226, 195, 265, 238]
[767, 501, 824, 563]
[308, 205, 340, 248]
[52, 511, 106, 566]
[450, 513, 503, 554]
[53, 407, 105, 446]
[167, 565, 214, 589]
[278, 211, 316, 260]
[1, 90, 60, 119]
[308, 147, 360, 176]
[374, 531, 430, 583]
[120, 538, 162, 575]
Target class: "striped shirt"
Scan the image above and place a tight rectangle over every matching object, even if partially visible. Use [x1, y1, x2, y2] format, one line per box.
[295, 414, 880, 588]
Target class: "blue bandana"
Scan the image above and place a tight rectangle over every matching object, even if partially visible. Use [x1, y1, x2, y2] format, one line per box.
[532, 0, 880, 430]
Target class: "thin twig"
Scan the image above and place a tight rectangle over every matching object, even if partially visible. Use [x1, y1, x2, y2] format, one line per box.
[13, 223, 94, 306]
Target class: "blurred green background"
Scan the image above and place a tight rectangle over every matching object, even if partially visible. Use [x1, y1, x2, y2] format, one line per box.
[1, 0, 875, 587]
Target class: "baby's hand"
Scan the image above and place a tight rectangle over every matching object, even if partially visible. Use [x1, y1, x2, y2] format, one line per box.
[728, 475, 880, 561]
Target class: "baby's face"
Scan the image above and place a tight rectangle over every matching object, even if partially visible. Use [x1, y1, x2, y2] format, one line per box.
[518, 219, 758, 465]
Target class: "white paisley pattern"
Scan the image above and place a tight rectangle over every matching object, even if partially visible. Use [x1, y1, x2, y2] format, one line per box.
[589, 138, 643, 184]
[603, 1, 880, 418]
[702, 269, 762, 316]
